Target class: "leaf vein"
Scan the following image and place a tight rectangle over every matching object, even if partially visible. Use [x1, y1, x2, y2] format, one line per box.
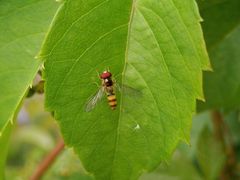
[127, 62, 166, 145]
[137, 8, 180, 121]
[45, 0, 109, 58]
[170, 0, 202, 67]
[51, 23, 128, 103]
[111, 0, 136, 179]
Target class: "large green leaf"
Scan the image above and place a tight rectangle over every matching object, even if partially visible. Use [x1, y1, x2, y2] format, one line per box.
[0, 0, 58, 178]
[40, 0, 210, 179]
[197, 0, 240, 111]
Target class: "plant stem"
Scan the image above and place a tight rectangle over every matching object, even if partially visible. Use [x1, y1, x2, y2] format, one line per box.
[211, 110, 225, 142]
[211, 110, 237, 179]
[30, 139, 65, 180]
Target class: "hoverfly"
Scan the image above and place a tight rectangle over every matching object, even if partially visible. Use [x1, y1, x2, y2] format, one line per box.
[85, 70, 118, 112]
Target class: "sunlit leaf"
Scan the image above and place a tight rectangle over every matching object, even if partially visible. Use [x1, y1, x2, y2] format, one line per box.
[40, 0, 210, 179]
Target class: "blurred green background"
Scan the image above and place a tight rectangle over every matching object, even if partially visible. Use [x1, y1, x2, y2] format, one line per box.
[2, 0, 240, 179]
[5, 93, 240, 179]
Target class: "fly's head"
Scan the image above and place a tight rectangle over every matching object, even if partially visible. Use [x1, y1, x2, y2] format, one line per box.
[100, 71, 112, 79]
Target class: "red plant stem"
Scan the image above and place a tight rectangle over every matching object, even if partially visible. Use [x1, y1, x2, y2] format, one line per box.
[211, 110, 225, 142]
[211, 110, 237, 179]
[30, 139, 65, 180]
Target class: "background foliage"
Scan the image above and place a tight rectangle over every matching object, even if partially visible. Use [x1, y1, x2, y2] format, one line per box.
[197, 0, 240, 111]
[0, 0, 240, 179]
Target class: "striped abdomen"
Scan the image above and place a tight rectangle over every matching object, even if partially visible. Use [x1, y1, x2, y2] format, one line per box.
[107, 94, 117, 110]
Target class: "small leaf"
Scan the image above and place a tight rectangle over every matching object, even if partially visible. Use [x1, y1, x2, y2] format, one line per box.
[40, 0, 210, 179]
[197, 0, 240, 111]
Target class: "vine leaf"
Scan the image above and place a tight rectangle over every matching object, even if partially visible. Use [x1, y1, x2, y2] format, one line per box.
[0, 0, 58, 178]
[39, 0, 210, 179]
[197, 0, 240, 111]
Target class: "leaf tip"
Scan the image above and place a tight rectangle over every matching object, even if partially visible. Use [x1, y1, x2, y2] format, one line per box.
[41, 64, 45, 70]
[202, 59, 213, 71]
[34, 52, 45, 61]
[207, 64, 213, 72]
[197, 95, 206, 102]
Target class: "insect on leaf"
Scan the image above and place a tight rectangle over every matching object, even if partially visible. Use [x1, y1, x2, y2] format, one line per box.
[85, 87, 105, 112]
[39, 0, 210, 179]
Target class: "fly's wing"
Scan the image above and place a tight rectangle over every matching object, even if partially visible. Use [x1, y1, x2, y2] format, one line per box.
[115, 83, 142, 97]
[85, 87, 105, 112]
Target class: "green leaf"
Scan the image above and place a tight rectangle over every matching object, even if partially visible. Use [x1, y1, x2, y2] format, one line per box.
[196, 127, 226, 180]
[0, 0, 58, 132]
[197, 0, 240, 111]
[0, 0, 58, 178]
[40, 0, 210, 179]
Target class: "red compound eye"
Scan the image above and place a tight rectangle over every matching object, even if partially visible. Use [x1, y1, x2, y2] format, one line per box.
[100, 71, 112, 79]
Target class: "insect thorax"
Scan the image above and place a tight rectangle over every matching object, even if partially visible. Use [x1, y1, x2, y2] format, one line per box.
[103, 78, 113, 87]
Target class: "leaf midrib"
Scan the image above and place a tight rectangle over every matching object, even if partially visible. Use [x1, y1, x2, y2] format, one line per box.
[110, 0, 136, 178]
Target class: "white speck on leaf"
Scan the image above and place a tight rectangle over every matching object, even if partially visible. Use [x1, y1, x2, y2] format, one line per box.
[134, 124, 140, 130]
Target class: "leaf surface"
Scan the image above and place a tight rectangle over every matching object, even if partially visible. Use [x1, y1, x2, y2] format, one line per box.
[40, 0, 210, 179]
[197, 0, 240, 111]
